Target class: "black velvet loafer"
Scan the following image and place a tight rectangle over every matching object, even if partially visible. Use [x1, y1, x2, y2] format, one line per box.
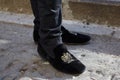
[37, 44, 86, 75]
[33, 26, 91, 44]
[48, 44, 86, 74]
[61, 26, 91, 44]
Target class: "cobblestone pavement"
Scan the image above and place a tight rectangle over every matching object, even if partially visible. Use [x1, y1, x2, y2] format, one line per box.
[0, 22, 120, 80]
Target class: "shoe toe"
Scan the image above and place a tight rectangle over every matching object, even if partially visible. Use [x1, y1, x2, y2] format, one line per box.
[69, 60, 86, 74]
[51, 44, 86, 74]
[77, 33, 91, 43]
[49, 59, 85, 75]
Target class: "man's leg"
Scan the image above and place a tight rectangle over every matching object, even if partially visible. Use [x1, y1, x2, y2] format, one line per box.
[30, 0, 41, 43]
[31, 0, 62, 58]
[30, 0, 90, 45]
[30, 0, 85, 74]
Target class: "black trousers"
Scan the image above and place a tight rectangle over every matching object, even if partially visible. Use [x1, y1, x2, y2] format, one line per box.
[30, 0, 63, 58]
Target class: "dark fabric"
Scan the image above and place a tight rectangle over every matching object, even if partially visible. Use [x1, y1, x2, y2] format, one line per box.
[30, 1, 86, 74]
[61, 26, 91, 44]
[33, 25, 91, 44]
[30, 0, 63, 58]
[37, 44, 86, 74]
[49, 44, 86, 74]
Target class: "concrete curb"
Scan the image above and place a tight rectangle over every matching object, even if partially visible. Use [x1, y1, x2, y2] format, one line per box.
[0, 11, 120, 39]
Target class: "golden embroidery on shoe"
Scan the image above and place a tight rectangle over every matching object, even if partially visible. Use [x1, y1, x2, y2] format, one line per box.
[61, 52, 74, 63]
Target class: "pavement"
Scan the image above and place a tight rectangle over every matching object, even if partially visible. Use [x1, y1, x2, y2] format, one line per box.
[0, 12, 120, 80]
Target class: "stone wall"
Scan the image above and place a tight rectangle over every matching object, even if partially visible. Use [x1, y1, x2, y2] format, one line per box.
[0, 0, 120, 26]
[0, 0, 32, 14]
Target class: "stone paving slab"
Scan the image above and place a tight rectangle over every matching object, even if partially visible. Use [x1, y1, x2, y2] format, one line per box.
[0, 22, 120, 80]
[0, 11, 120, 39]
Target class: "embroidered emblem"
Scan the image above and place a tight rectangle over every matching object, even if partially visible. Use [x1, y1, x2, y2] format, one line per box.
[61, 52, 74, 63]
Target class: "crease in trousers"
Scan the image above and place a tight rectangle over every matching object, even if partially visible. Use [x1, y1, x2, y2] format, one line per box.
[30, 0, 63, 58]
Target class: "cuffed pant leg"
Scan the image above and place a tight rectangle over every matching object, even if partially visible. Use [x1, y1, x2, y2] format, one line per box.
[31, 0, 63, 58]
[30, 0, 40, 30]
